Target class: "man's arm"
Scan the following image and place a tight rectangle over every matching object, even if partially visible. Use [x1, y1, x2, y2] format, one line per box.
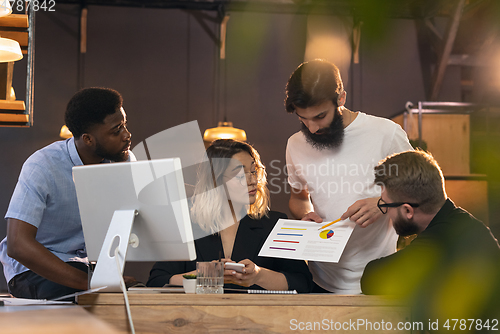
[6, 218, 88, 290]
[289, 188, 323, 223]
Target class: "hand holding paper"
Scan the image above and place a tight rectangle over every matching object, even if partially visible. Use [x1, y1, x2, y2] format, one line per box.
[258, 218, 355, 263]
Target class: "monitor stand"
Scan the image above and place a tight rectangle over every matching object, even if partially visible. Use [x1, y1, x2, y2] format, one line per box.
[90, 209, 138, 292]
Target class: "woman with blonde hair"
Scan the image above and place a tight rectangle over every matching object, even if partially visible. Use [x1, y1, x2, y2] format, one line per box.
[147, 139, 312, 292]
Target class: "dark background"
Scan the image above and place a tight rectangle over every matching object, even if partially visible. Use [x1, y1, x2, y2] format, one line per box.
[1, 3, 498, 291]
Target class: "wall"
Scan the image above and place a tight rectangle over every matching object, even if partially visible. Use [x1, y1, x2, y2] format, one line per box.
[0, 5, 464, 291]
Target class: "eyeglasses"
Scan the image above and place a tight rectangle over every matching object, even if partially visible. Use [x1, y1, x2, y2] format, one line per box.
[377, 198, 419, 214]
[225, 168, 261, 186]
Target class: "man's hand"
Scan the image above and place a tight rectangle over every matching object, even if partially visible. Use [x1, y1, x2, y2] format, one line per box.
[301, 212, 323, 223]
[341, 197, 382, 228]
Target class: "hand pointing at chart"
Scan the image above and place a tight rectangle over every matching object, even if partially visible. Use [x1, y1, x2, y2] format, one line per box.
[340, 197, 382, 228]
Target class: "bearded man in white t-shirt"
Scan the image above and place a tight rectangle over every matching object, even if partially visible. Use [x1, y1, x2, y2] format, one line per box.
[284, 59, 413, 293]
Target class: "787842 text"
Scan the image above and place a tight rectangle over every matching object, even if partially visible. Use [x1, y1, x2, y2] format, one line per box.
[6, 0, 56, 12]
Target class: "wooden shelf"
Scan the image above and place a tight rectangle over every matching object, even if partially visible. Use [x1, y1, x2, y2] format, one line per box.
[0, 99, 28, 126]
[0, 99, 25, 110]
[392, 113, 470, 175]
[0, 113, 28, 122]
[0, 14, 29, 28]
[0, 12, 33, 127]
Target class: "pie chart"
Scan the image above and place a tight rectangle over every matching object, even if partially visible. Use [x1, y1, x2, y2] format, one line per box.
[319, 229, 334, 239]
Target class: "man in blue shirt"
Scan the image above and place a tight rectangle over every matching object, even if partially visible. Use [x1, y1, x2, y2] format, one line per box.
[0, 87, 133, 300]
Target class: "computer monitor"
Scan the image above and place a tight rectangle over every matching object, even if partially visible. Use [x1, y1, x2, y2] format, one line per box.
[73, 158, 196, 292]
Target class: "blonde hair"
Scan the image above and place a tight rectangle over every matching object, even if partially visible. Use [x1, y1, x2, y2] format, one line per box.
[374, 150, 446, 214]
[191, 139, 270, 234]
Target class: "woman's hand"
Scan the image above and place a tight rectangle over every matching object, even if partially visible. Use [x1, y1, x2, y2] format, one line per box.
[169, 269, 196, 286]
[223, 258, 288, 290]
[223, 259, 261, 287]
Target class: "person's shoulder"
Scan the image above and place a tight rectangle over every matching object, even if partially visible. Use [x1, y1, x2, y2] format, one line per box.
[450, 205, 497, 237]
[287, 131, 305, 146]
[354, 112, 409, 147]
[358, 112, 400, 128]
[267, 210, 288, 221]
[439, 200, 484, 228]
[249, 211, 287, 224]
[427, 201, 499, 249]
[23, 140, 68, 168]
[286, 132, 311, 156]
[250, 211, 287, 233]
[266, 211, 287, 226]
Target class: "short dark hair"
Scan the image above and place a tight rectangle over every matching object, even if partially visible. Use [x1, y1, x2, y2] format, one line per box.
[65, 87, 123, 138]
[374, 150, 446, 213]
[285, 59, 344, 113]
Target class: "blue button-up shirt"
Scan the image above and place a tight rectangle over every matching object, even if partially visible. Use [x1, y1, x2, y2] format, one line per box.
[0, 137, 135, 283]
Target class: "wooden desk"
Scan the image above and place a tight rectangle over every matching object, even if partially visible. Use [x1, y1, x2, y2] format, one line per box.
[0, 305, 120, 334]
[78, 293, 412, 333]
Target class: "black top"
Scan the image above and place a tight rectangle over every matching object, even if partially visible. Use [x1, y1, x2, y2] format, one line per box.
[361, 199, 500, 320]
[147, 211, 313, 293]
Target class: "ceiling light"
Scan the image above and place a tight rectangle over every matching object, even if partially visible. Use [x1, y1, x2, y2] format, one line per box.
[203, 121, 247, 142]
[60, 125, 73, 139]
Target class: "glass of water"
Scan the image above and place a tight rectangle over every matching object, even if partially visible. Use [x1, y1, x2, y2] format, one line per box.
[196, 261, 224, 294]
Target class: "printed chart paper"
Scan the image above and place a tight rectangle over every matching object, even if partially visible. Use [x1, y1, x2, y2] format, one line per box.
[258, 219, 355, 263]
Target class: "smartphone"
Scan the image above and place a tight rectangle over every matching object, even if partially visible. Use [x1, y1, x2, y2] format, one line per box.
[224, 262, 245, 273]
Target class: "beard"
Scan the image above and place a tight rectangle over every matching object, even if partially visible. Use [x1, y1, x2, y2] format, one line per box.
[392, 209, 420, 237]
[95, 140, 130, 162]
[301, 108, 344, 150]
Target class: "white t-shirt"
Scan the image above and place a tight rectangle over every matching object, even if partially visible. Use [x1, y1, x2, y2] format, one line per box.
[286, 112, 413, 293]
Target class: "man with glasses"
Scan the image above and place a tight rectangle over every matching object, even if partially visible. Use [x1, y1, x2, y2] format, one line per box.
[362, 150, 500, 321]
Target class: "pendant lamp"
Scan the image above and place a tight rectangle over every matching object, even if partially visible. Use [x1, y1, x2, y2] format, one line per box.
[203, 121, 247, 142]
[60, 125, 73, 139]
[203, 13, 247, 143]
